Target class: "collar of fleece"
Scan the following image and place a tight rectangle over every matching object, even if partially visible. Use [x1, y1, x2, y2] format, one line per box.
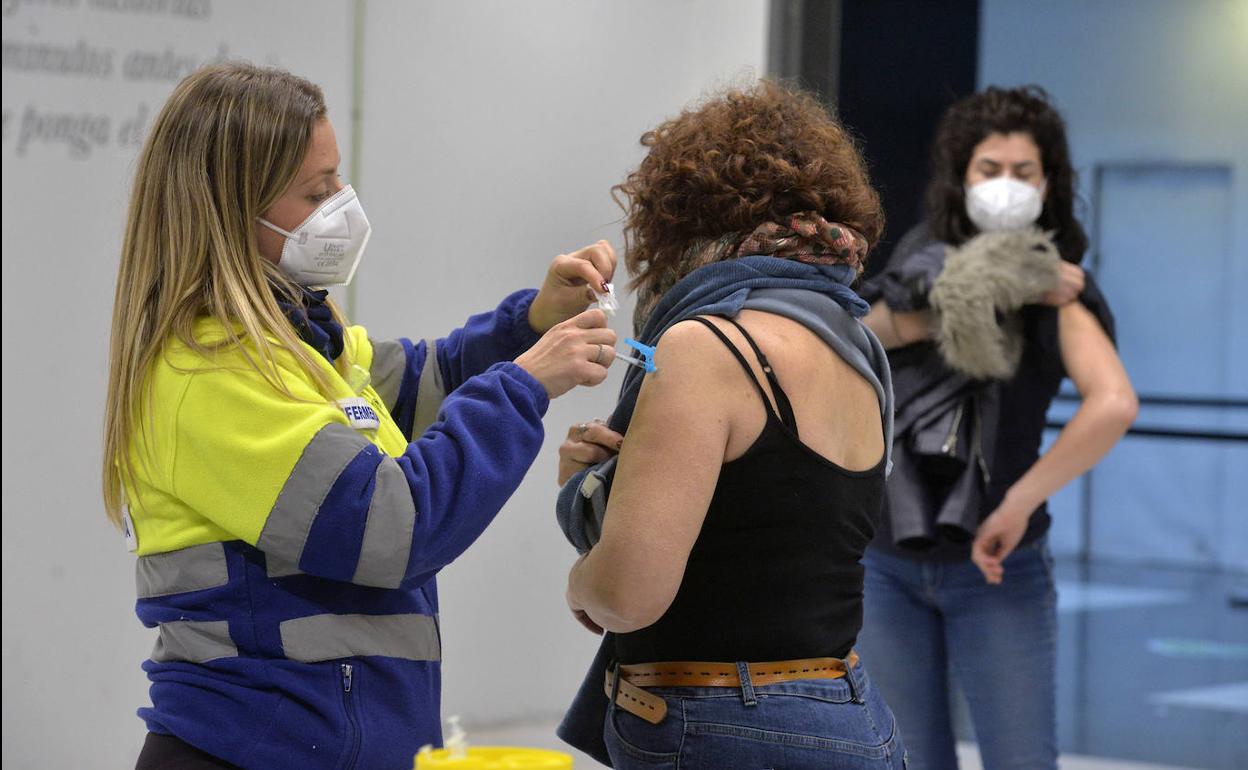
[274, 286, 345, 363]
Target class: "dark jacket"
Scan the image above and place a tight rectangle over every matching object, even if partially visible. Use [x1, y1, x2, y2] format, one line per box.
[860, 233, 995, 548]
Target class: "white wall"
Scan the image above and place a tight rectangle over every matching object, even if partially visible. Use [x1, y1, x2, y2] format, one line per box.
[0, 2, 349, 768]
[0, 0, 767, 766]
[353, 0, 768, 726]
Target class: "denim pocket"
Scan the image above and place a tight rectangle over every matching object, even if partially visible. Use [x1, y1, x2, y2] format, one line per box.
[877, 710, 908, 769]
[682, 692, 898, 764]
[604, 697, 682, 768]
[686, 719, 893, 759]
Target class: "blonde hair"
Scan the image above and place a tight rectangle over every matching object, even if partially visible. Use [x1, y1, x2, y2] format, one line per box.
[103, 62, 346, 527]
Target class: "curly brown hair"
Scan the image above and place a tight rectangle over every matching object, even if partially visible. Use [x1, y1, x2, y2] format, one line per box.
[615, 80, 884, 304]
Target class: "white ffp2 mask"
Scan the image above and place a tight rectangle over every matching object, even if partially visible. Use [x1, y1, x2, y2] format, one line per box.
[965, 177, 1044, 232]
[258, 185, 371, 287]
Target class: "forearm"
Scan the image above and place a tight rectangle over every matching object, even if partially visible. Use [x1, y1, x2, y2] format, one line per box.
[567, 549, 653, 633]
[863, 301, 931, 350]
[381, 291, 543, 436]
[435, 289, 543, 390]
[398, 363, 549, 579]
[1001, 391, 1137, 515]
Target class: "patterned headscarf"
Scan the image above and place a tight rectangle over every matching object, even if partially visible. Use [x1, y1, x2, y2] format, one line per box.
[634, 212, 870, 329]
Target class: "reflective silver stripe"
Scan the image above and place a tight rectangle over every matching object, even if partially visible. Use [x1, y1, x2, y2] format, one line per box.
[257, 423, 372, 567]
[412, 339, 446, 436]
[265, 555, 303, 579]
[151, 620, 237, 663]
[369, 338, 407, 412]
[351, 459, 417, 588]
[136, 542, 229, 599]
[279, 613, 441, 662]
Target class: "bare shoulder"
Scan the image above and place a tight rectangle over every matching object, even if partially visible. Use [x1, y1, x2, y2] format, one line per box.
[624, 318, 741, 463]
[631, 318, 753, 419]
[651, 318, 743, 379]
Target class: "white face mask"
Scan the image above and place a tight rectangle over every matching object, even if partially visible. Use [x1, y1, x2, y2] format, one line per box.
[965, 177, 1045, 232]
[258, 185, 371, 287]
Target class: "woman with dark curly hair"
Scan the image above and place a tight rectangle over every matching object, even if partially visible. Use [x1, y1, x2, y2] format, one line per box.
[856, 86, 1138, 770]
[553, 81, 906, 769]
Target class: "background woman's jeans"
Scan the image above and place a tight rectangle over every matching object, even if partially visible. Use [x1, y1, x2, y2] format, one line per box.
[857, 540, 1058, 770]
[603, 661, 907, 769]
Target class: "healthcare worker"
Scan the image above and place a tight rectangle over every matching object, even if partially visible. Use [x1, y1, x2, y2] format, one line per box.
[104, 63, 618, 770]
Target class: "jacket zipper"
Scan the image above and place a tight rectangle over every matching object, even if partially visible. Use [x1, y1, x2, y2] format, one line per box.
[941, 403, 965, 456]
[341, 662, 361, 769]
[973, 399, 991, 485]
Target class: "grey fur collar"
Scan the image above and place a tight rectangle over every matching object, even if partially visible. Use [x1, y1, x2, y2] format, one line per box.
[929, 227, 1060, 379]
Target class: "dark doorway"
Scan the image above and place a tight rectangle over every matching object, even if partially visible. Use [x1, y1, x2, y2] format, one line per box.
[769, 0, 980, 275]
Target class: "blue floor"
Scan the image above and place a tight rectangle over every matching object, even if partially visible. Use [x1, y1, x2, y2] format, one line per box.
[954, 558, 1248, 769]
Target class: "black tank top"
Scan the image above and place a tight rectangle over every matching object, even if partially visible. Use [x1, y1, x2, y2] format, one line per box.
[614, 316, 886, 664]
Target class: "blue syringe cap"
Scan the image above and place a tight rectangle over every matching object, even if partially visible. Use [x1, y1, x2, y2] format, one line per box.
[623, 338, 658, 373]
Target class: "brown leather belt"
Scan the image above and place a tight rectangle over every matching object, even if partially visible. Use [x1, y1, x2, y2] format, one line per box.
[605, 652, 860, 725]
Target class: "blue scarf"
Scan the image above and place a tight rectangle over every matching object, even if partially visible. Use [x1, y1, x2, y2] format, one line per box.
[613, 256, 868, 429]
[275, 287, 344, 363]
[558, 255, 881, 552]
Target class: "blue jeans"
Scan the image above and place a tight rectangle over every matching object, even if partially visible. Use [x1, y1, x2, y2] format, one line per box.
[858, 541, 1057, 770]
[603, 660, 907, 769]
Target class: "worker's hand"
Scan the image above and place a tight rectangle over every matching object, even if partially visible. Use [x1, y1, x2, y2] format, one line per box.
[515, 309, 616, 399]
[558, 419, 623, 486]
[970, 501, 1032, 584]
[528, 241, 618, 333]
[1039, 262, 1085, 306]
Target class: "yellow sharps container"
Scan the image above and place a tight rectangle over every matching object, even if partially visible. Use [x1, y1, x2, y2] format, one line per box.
[414, 746, 573, 769]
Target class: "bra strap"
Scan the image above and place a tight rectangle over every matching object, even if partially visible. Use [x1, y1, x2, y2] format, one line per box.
[685, 316, 798, 434]
[719, 317, 799, 434]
